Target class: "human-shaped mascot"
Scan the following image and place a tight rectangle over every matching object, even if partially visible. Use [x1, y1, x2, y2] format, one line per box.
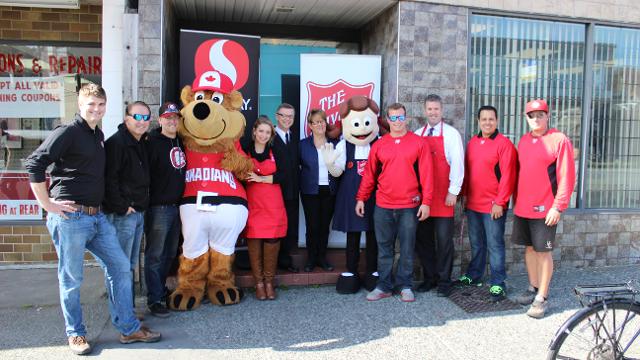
[322, 95, 380, 293]
[169, 40, 253, 311]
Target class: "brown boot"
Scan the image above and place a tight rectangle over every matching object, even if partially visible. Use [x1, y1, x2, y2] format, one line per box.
[263, 240, 281, 300]
[247, 240, 266, 300]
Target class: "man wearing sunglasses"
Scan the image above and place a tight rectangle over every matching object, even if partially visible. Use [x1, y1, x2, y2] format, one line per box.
[103, 100, 152, 316]
[356, 103, 433, 303]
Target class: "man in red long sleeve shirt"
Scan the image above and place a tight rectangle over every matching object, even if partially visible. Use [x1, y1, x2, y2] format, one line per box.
[458, 105, 517, 301]
[512, 99, 576, 319]
[356, 102, 433, 303]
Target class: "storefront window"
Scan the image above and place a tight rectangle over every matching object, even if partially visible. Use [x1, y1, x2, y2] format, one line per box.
[585, 26, 640, 208]
[469, 15, 585, 209]
[0, 43, 101, 220]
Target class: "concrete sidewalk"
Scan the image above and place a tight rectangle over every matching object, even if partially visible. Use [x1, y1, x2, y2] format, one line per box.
[0, 264, 638, 360]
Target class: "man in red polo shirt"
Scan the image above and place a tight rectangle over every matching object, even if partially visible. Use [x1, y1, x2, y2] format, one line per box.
[459, 105, 517, 301]
[512, 99, 576, 318]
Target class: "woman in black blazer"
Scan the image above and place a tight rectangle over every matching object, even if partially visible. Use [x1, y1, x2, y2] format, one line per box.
[299, 109, 337, 272]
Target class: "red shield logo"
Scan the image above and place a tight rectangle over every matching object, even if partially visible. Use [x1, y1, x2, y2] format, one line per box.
[357, 160, 367, 176]
[305, 79, 374, 136]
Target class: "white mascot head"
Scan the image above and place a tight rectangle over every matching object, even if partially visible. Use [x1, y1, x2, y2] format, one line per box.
[339, 96, 380, 146]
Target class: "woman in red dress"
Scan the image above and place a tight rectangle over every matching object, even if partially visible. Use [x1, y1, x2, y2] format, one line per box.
[242, 116, 288, 300]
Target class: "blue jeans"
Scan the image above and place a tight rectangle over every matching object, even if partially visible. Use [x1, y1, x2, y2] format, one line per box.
[144, 205, 181, 305]
[465, 209, 507, 287]
[47, 211, 141, 337]
[107, 211, 145, 272]
[373, 205, 419, 292]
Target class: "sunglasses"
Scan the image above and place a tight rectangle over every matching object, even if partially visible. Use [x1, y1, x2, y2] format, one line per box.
[388, 115, 406, 122]
[130, 113, 151, 121]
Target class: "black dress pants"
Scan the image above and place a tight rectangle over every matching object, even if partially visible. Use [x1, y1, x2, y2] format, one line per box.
[278, 198, 299, 268]
[300, 186, 335, 265]
[415, 216, 454, 288]
[346, 231, 377, 274]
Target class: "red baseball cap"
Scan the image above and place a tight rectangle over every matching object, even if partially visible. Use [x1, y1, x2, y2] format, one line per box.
[525, 99, 549, 114]
[192, 70, 234, 94]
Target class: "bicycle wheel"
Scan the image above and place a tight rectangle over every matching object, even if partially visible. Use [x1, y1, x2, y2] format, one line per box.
[547, 300, 640, 360]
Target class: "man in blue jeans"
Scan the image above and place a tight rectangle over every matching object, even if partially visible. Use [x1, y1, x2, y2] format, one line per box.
[458, 105, 517, 300]
[103, 100, 151, 314]
[26, 84, 160, 355]
[355, 103, 434, 302]
[144, 102, 186, 317]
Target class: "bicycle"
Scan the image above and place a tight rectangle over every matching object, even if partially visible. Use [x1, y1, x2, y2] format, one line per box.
[547, 281, 640, 360]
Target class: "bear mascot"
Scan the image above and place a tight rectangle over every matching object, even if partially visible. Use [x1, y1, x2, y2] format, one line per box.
[168, 69, 253, 311]
[321, 95, 381, 294]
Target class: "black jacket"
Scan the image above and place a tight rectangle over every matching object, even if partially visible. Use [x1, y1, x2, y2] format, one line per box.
[25, 114, 105, 207]
[272, 133, 299, 201]
[146, 127, 186, 206]
[103, 123, 150, 215]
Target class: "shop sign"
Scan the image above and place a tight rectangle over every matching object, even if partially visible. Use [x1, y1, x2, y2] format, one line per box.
[0, 76, 65, 117]
[0, 200, 41, 220]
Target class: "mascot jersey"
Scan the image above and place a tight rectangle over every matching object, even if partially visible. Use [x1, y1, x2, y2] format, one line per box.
[182, 147, 247, 206]
[333, 139, 377, 232]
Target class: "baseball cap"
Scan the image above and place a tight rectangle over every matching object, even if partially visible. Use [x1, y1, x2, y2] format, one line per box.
[159, 102, 180, 118]
[525, 99, 549, 114]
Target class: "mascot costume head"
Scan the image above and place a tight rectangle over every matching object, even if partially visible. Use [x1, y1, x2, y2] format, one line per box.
[169, 39, 253, 311]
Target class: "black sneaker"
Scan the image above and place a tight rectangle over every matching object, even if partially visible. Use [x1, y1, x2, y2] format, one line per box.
[148, 302, 170, 318]
[436, 285, 452, 297]
[453, 275, 483, 287]
[415, 281, 437, 293]
[489, 285, 506, 302]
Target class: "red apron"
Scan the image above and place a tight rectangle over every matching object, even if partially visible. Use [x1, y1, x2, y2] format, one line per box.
[244, 150, 288, 239]
[421, 122, 455, 217]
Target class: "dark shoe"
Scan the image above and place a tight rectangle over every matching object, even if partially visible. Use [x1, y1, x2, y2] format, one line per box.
[489, 285, 506, 302]
[119, 326, 162, 344]
[453, 275, 483, 287]
[515, 287, 537, 305]
[317, 261, 334, 271]
[148, 302, 170, 318]
[436, 286, 452, 297]
[286, 265, 299, 273]
[68, 335, 91, 355]
[415, 281, 437, 293]
[304, 263, 315, 272]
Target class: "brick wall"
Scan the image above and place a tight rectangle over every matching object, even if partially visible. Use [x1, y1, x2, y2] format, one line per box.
[0, 4, 102, 43]
[0, 4, 101, 265]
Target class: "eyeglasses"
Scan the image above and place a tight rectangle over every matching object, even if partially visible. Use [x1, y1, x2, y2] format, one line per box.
[388, 115, 406, 122]
[276, 113, 294, 119]
[129, 113, 151, 121]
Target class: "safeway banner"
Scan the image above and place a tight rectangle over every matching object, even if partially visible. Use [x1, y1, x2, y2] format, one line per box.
[300, 54, 381, 137]
[298, 54, 381, 248]
[0, 76, 65, 118]
[179, 30, 260, 131]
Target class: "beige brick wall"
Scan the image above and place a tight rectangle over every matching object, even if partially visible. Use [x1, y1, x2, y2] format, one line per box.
[0, 4, 102, 42]
[0, 4, 102, 264]
[412, 0, 639, 24]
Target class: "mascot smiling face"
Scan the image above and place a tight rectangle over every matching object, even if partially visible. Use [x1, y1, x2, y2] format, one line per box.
[179, 84, 246, 151]
[339, 96, 380, 146]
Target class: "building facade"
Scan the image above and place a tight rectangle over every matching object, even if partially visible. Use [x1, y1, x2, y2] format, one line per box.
[1, 0, 639, 278]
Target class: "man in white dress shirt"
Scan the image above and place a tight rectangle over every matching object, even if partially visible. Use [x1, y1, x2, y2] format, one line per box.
[414, 94, 465, 297]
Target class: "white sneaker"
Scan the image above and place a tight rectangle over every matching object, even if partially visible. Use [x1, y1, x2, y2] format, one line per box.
[400, 288, 415, 302]
[366, 288, 392, 301]
[526, 299, 549, 319]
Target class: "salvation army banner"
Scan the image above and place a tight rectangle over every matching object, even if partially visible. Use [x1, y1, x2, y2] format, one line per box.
[298, 54, 381, 248]
[300, 54, 381, 137]
[0, 76, 65, 118]
[179, 30, 260, 132]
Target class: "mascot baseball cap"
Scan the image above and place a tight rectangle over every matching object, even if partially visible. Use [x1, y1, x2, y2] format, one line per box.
[159, 102, 180, 118]
[525, 99, 549, 114]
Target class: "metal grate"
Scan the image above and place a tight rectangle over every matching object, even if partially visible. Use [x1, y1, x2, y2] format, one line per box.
[448, 285, 522, 313]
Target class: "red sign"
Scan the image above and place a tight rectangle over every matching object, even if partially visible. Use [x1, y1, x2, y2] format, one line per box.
[304, 79, 374, 136]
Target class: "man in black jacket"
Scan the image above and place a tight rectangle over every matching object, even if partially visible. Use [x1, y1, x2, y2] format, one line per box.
[273, 103, 300, 273]
[25, 84, 160, 355]
[103, 100, 151, 308]
[144, 102, 185, 317]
